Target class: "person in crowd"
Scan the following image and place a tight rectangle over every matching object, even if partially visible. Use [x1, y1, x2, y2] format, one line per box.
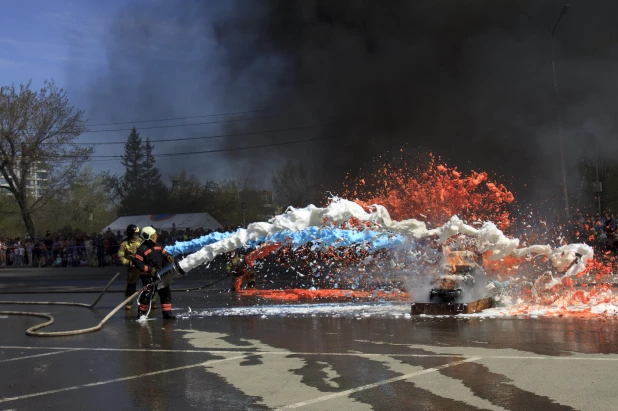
[52, 236, 61, 260]
[0, 239, 6, 267]
[118, 225, 143, 310]
[109, 234, 119, 265]
[133, 226, 176, 320]
[25, 239, 33, 267]
[43, 232, 53, 264]
[103, 234, 110, 264]
[607, 214, 617, 235]
[15, 241, 24, 267]
[66, 238, 75, 267]
[84, 235, 93, 266]
[37, 239, 46, 267]
[96, 235, 106, 267]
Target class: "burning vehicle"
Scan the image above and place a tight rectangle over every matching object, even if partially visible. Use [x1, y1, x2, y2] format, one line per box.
[429, 248, 481, 303]
[412, 241, 494, 315]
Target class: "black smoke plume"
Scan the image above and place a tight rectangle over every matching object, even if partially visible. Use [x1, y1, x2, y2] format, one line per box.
[79, 0, 618, 209]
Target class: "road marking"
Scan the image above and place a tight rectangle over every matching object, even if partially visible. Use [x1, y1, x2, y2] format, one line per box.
[277, 357, 482, 409]
[1, 346, 618, 361]
[0, 355, 246, 404]
[0, 349, 78, 364]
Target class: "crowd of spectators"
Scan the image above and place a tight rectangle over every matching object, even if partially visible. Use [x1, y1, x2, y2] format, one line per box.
[572, 210, 618, 254]
[0, 223, 239, 268]
[2, 215, 615, 269]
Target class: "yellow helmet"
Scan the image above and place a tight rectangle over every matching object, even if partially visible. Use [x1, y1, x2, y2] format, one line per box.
[141, 226, 157, 241]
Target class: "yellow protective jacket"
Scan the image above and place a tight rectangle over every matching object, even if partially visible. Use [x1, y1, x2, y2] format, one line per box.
[118, 237, 142, 283]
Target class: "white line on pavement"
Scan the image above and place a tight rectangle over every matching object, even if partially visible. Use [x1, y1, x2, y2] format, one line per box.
[1, 346, 618, 361]
[0, 349, 78, 364]
[277, 357, 482, 409]
[0, 355, 246, 404]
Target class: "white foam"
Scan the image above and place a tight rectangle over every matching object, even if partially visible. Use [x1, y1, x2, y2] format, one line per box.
[179, 198, 593, 285]
[181, 303, 412, 318]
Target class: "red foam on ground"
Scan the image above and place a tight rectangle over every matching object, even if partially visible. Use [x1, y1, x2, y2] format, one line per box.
[236, 288, 410, 302]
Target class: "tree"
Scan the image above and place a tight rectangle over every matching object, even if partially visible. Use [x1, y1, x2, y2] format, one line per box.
[165, 169, 212, 213]
[34, 168, 116, 234]
[0, 80, 91, 236]
[271, 161, 317, 207]
[142, 137, 165, 204]
[207, 178, 271, 227]
[118, 128, 144, 214]
[64, 168, 116, 231]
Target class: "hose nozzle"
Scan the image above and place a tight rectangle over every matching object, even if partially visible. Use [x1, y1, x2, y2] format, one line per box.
[155, 260, 187, 288]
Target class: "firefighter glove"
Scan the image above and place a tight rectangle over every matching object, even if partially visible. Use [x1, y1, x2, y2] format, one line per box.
[166, 254, 175, 264]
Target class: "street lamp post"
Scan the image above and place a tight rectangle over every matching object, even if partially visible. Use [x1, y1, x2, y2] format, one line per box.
[523, 4, 571, 219]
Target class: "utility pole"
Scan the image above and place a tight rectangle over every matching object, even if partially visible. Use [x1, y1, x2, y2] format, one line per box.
[242, 202, 246, 229]
[523, 4, 571, 219]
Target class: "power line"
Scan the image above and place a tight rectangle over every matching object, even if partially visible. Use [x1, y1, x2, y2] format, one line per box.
[81, 114, 278, 133]
[85, 108, 276, 127]
[53, 135, 342, 162]
[68, 123, 323, 146]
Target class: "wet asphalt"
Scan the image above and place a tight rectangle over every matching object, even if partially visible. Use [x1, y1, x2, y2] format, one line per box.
[1, 267, 618, 410]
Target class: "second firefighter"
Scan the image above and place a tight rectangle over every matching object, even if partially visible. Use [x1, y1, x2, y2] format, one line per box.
[133, 226, 176, 320]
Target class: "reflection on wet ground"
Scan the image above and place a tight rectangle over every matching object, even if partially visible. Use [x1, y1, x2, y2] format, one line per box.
[2, 269, 618, 410]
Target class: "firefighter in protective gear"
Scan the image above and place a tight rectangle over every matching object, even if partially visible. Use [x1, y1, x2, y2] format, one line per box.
[133, 226, 177, 319]
[118, 224, 142, 309]
[227, 251, 256, 292]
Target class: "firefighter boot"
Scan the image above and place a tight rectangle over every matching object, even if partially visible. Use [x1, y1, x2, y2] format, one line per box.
[162, 311, 176, 320]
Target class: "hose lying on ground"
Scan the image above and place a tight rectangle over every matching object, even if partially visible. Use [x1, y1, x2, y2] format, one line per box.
[0, 272, 141, 337]
[0, 271, 228, 337]
[0, 292, 140, 337]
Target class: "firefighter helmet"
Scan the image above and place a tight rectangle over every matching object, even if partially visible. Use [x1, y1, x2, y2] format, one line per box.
[141, 226, 157, 241]
[126, 224, 140, 236]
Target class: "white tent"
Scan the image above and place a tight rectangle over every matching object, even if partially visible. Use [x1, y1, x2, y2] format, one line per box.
[101, 213, 221, 234]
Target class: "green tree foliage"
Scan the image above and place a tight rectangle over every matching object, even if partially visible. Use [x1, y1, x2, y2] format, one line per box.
[111, 128, 167, 215]
[166, 169, 214, 214]
[108, 128, 278, 226]
[142, 137, 166, 204]
[271, 161, 317, 207]
[208, 178, 274, 228]
[0, 80, 91, 235]
[0, 168, 115, 237]
[34, 168, 116, 234]
[118, 128, 144, 214]
[120, 128, 143, 195]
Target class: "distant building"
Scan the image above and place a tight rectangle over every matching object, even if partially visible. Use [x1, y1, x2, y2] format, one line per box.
[0, 162, 49, 198]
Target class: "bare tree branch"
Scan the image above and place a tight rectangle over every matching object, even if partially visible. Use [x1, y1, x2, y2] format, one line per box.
[0, 79, 91, 235]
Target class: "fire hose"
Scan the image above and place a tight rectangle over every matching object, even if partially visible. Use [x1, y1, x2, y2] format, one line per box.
[0, 261, 195, 337]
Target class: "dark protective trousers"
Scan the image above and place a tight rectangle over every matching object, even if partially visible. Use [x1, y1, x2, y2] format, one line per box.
[138, 275, 172, 314]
